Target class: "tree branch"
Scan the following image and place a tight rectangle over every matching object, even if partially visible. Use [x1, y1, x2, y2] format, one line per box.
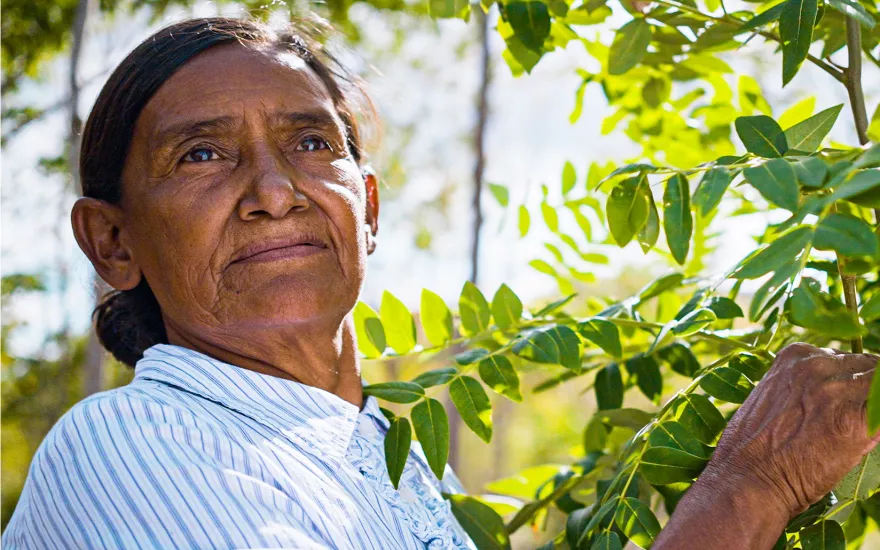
[845, 16, 870, 146]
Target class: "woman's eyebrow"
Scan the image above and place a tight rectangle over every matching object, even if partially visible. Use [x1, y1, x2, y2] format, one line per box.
[271, 111, 344, 132]
[151, 115, 239, 150]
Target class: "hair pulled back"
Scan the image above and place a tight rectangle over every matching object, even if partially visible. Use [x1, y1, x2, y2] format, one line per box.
[82, 17, 370, 367]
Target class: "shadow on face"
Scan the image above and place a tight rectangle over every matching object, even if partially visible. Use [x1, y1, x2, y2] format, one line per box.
[82, 43, 380, 343]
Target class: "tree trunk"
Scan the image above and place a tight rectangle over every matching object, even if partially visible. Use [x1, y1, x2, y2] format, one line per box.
[68, 0, 105, 396]
[449, 6, 493, 475]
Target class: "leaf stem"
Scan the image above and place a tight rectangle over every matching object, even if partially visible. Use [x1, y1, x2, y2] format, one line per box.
[837, 255, 864, 353]
[844, 16, 870, 146]
[652, 0, 845, 83]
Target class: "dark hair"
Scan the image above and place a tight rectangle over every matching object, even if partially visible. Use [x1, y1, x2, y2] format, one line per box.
[82, 17, 372, 367]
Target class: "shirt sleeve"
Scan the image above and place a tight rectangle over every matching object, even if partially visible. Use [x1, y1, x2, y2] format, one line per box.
[2, 391, 332, 550]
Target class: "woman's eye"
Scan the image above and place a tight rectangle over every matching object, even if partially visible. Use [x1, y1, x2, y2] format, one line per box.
[297, 136, 331, 152]
[182, 148, 218, 163]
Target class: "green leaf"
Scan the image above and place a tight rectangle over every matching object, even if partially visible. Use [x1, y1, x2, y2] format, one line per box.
[638, 191, 660, 253]
[663, 174, 693, 265]
[599, 408, 655, 431]
[595, 364, 624, 410]
[577, 318, 622, 358]
[455, 352, 490, 370]
[735, 115, 788, 158]
[641, 446, 708, 484]
[614, 497, 661, 548]
[412, 398, 450, 480]
[411, 367, 458, 388]
[673, 308, 717, 336]
[429, 0, 469, 18]
[705, 297, 744, 319]
[518, 205, 531, 237]
[578, 498, 619, 546]
[381, 291, 417, 355]
[743, 158, 800, 211]
[638, 273, 685, 302]
[827, 0, 875, 28]
[793, 156, 829, 188]
[779, 0, 819, 85]
[449, 376, 493, 443]
[783, 104, 843, 151]
[734, 225, 813, 279]
[608, 18, 653, 75]
[729, 352, 769, 381]
[478, 355, 522, 401]
[512, 325, 582, 369]
[672, 394, 726, 444]
[625, 354, 663, 401]
[607, 175, 650, 246]
[649, 421, 710, 458]
[692, 167, 732, 217]
[787, 280, 866, 338]
[779, 96, 817, 128]
[491, 284, 523, 330]
[459, 282, 491, 337]
[364, 381, 426, 403]
[505, 1, 552, 51]
[814, 213, 879, 257]
[835, 447, 880, 502]
[421, 289, 454, 347]
[542, 201, 559, 232]
[590, 532, 623, 550]
[657, 343, 700, 377]
[384, 417, 412, 489]
[800, 521, 845, 550]
[354, 301, 386, 358]
[599, 163, 658, 186]
[867, 361, 880, 432]
[741, 3, 785, 31]
[700, 366, 755, 403]
[489, 183, 510, 207]
[562, 161, 577, 195]
[445, 494, 511, 550]
[861, 294, 880, 322]
[583, 415, 609, 453]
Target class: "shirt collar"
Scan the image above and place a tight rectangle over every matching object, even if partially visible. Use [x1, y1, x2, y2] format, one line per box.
[134, 344, 381, 460]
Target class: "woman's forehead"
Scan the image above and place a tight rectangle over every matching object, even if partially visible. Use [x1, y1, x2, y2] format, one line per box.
[137, 43, 340, 141]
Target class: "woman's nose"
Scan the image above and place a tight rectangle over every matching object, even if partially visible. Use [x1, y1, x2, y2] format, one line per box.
[237, 150, 309, 221]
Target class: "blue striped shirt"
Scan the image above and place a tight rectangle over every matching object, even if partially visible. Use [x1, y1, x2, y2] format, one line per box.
[3, 344, 476, 549]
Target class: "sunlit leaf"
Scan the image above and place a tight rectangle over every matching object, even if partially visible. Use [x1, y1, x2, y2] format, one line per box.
[783, 104, 843, 152]
[780, 0, 819, 85]
[459, 282, 491, 337]
[445, 494, 511, 550]
[578, 318, 622, 358]
[364, 381, 426, 403]
[733, 225, 813, 279]
[492, 284, 523, 330]
[607, 175, 650, 246]
[478, 354, 522, 401]
[699, 366, 754, 403]
[505, 1, 552, 51]
[813, 213, 879, 257]
[381, 291, 417, 355]
[799, 520, 845, 550]
[613, 497, 661, 548]
[354, 301, 386, 358]
[743, 158, 800, 211]
[692, 167, 732, 217]
[421, 289, 454, 347]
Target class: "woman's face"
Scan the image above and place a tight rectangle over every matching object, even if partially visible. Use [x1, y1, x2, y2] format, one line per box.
[112, 44, 378, 341]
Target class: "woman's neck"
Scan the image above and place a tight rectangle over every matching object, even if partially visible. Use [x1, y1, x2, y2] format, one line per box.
[164, 313, 364, 409]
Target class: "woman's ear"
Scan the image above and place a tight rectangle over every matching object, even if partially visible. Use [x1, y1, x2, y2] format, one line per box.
[71, 197, 142, 291]
[363, 167, 380, 255]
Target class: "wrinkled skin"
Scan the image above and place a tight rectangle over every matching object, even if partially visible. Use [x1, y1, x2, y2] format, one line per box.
[72, 44, 379, 406]
[656, 343, 880, 549]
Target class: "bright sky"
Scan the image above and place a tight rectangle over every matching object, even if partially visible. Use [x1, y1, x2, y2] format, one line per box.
[2, 1, 877, 357]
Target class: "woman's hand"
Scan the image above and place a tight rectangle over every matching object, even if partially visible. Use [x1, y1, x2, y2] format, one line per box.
[654, 343, 880, 550]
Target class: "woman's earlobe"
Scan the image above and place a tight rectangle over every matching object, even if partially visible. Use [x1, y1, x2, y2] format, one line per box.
[71, 197, 142, 291]
[363, 168, 380, 237]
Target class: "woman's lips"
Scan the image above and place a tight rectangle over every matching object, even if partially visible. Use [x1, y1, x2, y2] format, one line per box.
[231, 237, 329, 265]
[234, 243, 327, 264]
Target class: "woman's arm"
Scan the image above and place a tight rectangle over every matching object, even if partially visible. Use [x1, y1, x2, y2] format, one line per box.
[655, 344, 880, 550]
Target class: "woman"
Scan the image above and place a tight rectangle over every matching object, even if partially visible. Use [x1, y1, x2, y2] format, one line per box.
[3, 16, 878, 550]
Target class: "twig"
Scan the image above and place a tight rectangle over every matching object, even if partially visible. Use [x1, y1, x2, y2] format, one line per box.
[845, 17, 870, 146]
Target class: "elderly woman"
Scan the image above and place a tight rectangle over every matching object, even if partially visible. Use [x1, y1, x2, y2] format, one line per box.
[3, 17, 878, 550]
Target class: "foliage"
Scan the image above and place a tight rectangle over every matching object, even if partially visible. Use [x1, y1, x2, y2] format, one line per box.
[349, 0, 880, 546]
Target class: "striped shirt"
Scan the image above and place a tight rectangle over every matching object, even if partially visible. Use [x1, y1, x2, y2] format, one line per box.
[3, 344, 476, 549]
